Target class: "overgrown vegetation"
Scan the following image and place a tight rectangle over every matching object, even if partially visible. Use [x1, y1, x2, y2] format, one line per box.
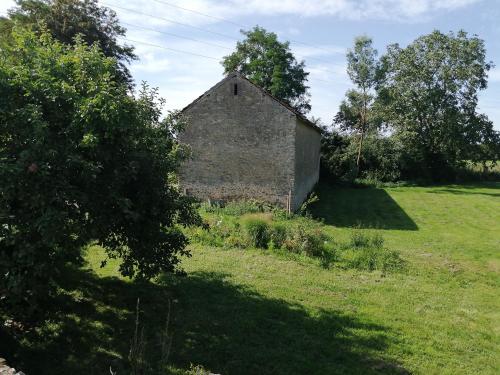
[186, 200, 406, 274]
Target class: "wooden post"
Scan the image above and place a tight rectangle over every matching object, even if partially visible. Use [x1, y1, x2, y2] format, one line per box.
[287, 190, 292, 214]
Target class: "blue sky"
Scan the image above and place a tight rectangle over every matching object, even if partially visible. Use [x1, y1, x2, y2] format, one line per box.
[1, 0, 499, 129]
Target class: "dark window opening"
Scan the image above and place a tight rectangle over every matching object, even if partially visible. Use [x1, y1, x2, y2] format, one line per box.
[233, 83, 238, 95]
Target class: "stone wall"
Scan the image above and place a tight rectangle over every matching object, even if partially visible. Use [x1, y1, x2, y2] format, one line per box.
[179, 73, 296, 207]
[292, 118, 321, 210]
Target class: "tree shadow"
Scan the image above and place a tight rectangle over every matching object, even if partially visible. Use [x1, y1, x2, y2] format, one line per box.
[310, 184, 418, 231]
[1, 268, 408, 375]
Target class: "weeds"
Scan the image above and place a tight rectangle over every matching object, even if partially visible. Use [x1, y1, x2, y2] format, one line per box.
[341, 231, 405, 272]
[127, 296, 175, 374]
[129, 298, 146, 375]
[187, 203, 405, 274]
[244, 218, 271, 249]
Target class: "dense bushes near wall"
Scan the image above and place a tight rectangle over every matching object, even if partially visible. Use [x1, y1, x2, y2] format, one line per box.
[321, 132, 403, 183]
[186, 201, 405, 273]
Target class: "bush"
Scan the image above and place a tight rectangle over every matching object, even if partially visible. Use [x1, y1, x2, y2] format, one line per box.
[283, 224, 328, 257]
[0, 30, 200, 318]
[350, 231, 370, 248]
[321, 131, 403, 183]
[244, 218, 271, 249]
[341, 231, 404, 272]
[269, 223, 288, 249]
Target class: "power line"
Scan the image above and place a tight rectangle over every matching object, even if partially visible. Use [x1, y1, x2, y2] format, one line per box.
[122, 21, 343, 71]
[150, 0, 243, 28]
[119, 37, 220, 60]
[122, 37, 337, 84]
[105, 2, 342, 63]
[149, 0, 341, 55]
[103, 3, 344, 74]
[104, 3, 344, 70]
[102, 2, 238, 41]
[121, 21, 232, 51]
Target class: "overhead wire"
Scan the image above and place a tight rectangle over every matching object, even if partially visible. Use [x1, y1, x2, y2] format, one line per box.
[102, 2, 238, 40]
[121, 21, 233, 51]
[104, 2, 343, 67]
[149, 0, 341, 55]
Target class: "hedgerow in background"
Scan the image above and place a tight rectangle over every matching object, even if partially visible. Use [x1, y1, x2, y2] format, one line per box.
[0, 29, 199, 318]
[320, 130, 403, 183]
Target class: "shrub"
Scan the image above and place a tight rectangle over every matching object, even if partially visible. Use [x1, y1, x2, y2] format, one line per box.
[342, 231, 404, 272]
[321, 131, 403, 183]
[0, 30, 200, 318]
[350, 231, 370, 248]
[188, 218, 244, 248]
[269, 223, 288, 249]
[283, 224, 328, 257]
[343, 247, 379, 271]
[379, 249, 406, 273]
[244, 218, 271, 249]
[298, 192, 319, 217]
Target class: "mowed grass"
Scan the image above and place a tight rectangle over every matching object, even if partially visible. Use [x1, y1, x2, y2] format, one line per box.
[3, 182, 499, 374]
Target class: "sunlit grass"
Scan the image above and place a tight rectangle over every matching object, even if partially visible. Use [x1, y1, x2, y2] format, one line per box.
[4, 182, 499, 374]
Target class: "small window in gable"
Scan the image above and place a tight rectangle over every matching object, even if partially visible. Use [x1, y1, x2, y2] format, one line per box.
[233, 83, 238, 95]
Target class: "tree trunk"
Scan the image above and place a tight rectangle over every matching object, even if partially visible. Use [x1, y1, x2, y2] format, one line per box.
[356, 128, 364, 168]
[356, 89, 367, 173]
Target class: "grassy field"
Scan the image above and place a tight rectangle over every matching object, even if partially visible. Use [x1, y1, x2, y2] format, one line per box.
[2, 182, 499, 374]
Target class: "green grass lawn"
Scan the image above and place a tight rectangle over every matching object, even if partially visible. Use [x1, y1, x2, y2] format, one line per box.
[2, 182, 499, 374]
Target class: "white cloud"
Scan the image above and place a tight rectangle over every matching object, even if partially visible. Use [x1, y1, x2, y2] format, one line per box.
[103, 0, 482, 30]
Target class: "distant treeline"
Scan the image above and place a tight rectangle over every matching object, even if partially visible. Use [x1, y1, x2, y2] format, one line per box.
[320, 32, 500, 183]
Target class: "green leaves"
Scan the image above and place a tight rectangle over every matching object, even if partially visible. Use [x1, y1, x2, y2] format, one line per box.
[0, 29, 199, 318]
[346, 35, 378, 89]
[1, 0, 136, 86]
[221, 26, 311, 114]
[379, 30, 498, 179]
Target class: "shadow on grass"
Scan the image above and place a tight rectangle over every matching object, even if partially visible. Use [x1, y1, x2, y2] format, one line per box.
[1, 268, 408, 375]
[427, 188, 500, 198]
[311, 183, 418, 230]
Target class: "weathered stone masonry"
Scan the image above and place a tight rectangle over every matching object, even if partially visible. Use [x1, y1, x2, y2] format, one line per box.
[179, 72, 321, 211]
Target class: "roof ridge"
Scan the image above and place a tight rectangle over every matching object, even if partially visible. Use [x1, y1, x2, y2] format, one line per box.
[182, 72, 321, 133]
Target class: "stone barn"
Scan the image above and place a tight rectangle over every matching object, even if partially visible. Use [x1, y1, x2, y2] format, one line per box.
[179, 72, 321, 211]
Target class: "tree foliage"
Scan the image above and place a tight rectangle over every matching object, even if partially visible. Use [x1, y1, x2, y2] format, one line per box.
[0, 0, 136, 85]
[0, 29, 199, 316]
[326, 31, 500, 183]
[222, 26, 311, 114]
[378, 30, 498, 179]
[335, 36, 380, 170]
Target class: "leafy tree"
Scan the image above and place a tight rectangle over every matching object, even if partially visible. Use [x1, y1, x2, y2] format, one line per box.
[222, 26, 311, 114]
[320, 128, 402, 183]
[378, 30, 499, 180]
[334, 36, 380, 172]
[0, 0, 135, 85]
[0, 29, 199, 317]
